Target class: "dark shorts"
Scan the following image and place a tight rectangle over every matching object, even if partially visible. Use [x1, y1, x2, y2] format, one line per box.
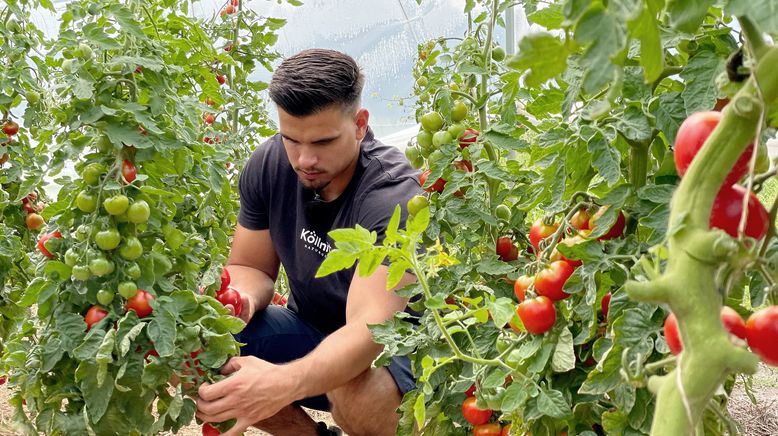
[235, 305, 416, 411]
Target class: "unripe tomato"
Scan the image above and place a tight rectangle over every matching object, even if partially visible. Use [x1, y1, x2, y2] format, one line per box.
[407, 195, 429, 216]
[127, 200, 151, 224]
[710, 185, 769, 239]
[534, 260, 573, 301]
[746, 306, 778, 366]
[25, 213, 45, 230]
[84, 306, 108, 330]
[76, 191, 97, 213]
[674, 111, 753, 186]
[517, 296, 556, 334]
[103, 194, 130, 216]
[495, 236, 518, 262]
[122, 159, 137, 184]
[529, 218, 558, 252]
[95, 228, 121, 251]
[451, 100, 468, 122]
[420, 111, 444, 132]
[461, 396, 492, 426]
[126, 289, 154, 318]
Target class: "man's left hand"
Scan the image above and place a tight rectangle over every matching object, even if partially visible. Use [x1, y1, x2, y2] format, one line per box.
[196, 355, 296, 436]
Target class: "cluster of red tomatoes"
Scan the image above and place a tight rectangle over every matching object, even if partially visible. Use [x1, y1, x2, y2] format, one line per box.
[502, 206, 623, 335]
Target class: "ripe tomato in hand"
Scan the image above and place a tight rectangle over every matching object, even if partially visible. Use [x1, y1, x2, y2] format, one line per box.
[85, 306, 108, 330]
[220, 268, 231, 292]
[122, 159, 137, 184]
[513, 275, 533, 301]
[126, 290, 154, 318]
[202, 423, 220, 436]
[474, 423, 502, 436]
[674, 111, 753, 186]
[710, 185, 769, 239]
[588, 207, 625, 240]
[217, 288, 243, 316]
[462, 396, 492, 426]
[529, 218, 558, 252]
[495, 236, 518, 262]
[746, 306, 778, 366]
[517, 296, 556, 334]
[534, 260, 573, 301]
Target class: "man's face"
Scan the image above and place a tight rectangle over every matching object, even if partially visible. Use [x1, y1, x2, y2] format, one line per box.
[278, 105, 368, 195]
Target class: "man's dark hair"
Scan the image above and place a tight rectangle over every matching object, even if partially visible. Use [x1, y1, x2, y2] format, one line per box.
[269, 49, 365, 117]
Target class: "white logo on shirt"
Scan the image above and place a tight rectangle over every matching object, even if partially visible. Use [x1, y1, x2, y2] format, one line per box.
[300, 228, 332, 257]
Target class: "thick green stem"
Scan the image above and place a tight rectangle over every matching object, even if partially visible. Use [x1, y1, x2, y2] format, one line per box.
[632, 46, 778, 436]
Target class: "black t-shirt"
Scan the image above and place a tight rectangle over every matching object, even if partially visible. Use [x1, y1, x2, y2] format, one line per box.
[238, 127, 422, 334]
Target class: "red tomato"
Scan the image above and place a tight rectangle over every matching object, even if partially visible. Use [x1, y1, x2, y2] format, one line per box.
[710, 184, 769, 239]
[533, 261, 573, 301]
[217, 288, 243, 316]
[674, 111, 753, 186]
[122, 159, 137, 184]
[220, 268, 231, 292]
[495, 236, 518, 262]
[126, 290, 154, 318]
[720, 306, 747, 340]
[746, 306, 778, 366]
[420, 169, 446, 193]
[2, 120, 19, 136]
[664, 313, 683, 355]
[85, 306, 108, 330]
[474, 423, 502, 436]
[513, 275, 533, 301]
[37, 231, 62, 259]
[517, 296, 556, 334]
[601, 292, 612, 319]
[202, 423, 220, 436]
[528, 218, 558, 252]
[569, 208, 591, 230]
[459, 128, 478, 149]
[588, 207, 625, 240]
[462, 396, 492, 426]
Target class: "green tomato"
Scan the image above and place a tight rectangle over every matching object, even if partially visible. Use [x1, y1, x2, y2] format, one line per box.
[96, 289, 114, 305]
[118, 281, 138, 299]
[82, 163, 106, 186]
[95, 228, 121, 251]
[420, 111, 444, 132]
[447, 123, 465, 140]
[64, 248, 80, 267]
[71, 265, 91, 281]
[119, 236, 143, 260]
[76, 191, 97, 213]
[432, 131, 453, 147]
[495, 204, 512, 221]
[126, 262, 141, 280]
[407, 195, 429, 216]
[451, 100, 467, 122]
[88, 258, 114, 276]
[127, 200, 150, 224]
[491, 46, 506, 61]
[103, 194, 129, 216]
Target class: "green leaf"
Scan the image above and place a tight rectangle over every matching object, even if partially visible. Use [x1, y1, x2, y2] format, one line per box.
[508, 33, 569, 88]
[666, 0, 715, 32]
[551, 327, 576, 373]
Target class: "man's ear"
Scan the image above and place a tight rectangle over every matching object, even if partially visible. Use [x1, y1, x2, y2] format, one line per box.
[355, 108, 369, 140]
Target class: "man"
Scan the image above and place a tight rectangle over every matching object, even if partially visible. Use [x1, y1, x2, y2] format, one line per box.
[195, 49, 422, 436]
